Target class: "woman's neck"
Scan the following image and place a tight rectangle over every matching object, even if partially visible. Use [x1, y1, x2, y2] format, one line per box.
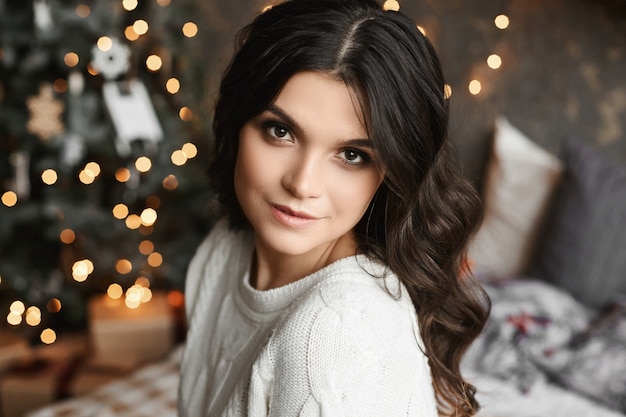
[250, 232, 357, 291]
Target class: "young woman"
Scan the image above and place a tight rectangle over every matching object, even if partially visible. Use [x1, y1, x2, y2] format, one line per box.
[178, 0, 490, 416]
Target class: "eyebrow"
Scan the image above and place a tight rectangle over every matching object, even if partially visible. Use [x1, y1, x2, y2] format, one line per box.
[264, 103, 372, 147]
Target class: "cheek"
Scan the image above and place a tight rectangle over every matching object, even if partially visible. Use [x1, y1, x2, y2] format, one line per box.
[330, 172, 382, 218]
[233, 136, 256, 199]
[234, 133, 277, 197]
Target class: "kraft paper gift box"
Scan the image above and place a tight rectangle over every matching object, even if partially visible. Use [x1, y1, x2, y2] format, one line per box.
[88, 292, 175, 368]
[0, 356, 79, 417]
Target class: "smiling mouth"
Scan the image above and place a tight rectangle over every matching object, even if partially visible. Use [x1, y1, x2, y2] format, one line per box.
[271, 204, 319, 227]
[273, 204, 317, 219]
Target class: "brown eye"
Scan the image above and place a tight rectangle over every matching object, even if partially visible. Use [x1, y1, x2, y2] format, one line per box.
[345, 150, 360, 161]
[271, 125, 289, 138]
[262, 121, 293, 141]
[339, 148, 370, 166]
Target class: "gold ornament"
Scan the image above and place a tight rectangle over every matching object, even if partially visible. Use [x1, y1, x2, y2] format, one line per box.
[26, 84, 65, 140]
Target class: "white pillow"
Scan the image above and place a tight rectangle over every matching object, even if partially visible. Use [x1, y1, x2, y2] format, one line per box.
[468, 116, 564, 281]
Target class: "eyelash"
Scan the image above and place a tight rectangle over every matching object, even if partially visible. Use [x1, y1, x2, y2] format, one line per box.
[259, 119, 373, 167]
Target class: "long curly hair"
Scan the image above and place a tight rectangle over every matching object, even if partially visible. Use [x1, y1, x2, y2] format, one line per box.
[210, 0, 490, 415]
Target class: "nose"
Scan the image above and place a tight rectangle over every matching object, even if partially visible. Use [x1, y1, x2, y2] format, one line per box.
[281, 151, 322, 199]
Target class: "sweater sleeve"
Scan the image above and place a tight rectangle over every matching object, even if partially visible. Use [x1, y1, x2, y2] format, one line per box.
[266, 279, 439, 417]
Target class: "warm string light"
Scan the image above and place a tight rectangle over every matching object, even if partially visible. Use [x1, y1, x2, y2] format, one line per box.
[125, 283, 152, 308]
[40, 328, 56, 344]
[87, 63, 99, 76]
[487, 54, 502, 69]
[41, 168, 58, 185]
[72, 259, 94, 282]
[79, 161, 101, 184]
[112, 203, 129, 219]
[106, 280, 153, 309]
[466, 13, 510, 96]
[171, 142, 198, 166]
[133, 20, 149, 36]
[47, 298, 62, 313]
[139, 240, 155, 255]
[495, 14, 510, 30]
[182, 22, 198, 38]
[122, 0, 138, 12]
[125, 214, 142, 229]
[107, 283, 124, 299]
[64, 52, 79, 67]
[468, 79, 482, 95]
[116, 259, 133, 274]
[112, 204, 159, 233]
[123, 17, 150, 41]
[135, 156, 152, 173]
[115, 167, 131, 183]
[7, 300, 25, 325]
[6, 300, 57, 333]
[76, 4, 90, 18]
[2, 191, 18, 207]
[124, 26, 140, 41]
[97, 36, 113, 51]
[140, 208, 158, 226]
[146, 54, 162, 72]
[25, 306, 41, 326]
[383, 0, 400, 11]
[162, 174, 178, 190]
[147, 252, 163, 267]
[60, 228, 76, 244]
[179, 107, 193, 121]
[166, 78, 180, 94]
[53, 79, 68, 93]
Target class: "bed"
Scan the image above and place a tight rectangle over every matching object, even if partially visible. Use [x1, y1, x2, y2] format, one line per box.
[28, 117, 626, 416]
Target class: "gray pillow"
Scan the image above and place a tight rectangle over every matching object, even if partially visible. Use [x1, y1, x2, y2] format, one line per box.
[531, 137, 626, 308]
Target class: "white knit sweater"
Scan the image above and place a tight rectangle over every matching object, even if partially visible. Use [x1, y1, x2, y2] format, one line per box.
[178, 219, 438, 417]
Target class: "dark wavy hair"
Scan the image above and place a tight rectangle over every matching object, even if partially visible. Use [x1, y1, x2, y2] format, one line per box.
[210, 0, 490, 415]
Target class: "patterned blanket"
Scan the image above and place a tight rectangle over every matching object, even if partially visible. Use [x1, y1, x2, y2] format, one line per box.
[464, 279, 626, 417]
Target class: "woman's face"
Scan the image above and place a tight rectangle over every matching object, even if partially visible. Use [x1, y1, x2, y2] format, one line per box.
[234, 71, 384, 263]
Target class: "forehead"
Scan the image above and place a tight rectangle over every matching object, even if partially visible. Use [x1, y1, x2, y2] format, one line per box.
[272, 71, 368, 140]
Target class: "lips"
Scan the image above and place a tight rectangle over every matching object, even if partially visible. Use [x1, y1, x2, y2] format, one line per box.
[270, 204, 319, 228]
[273, 204, 317, 219]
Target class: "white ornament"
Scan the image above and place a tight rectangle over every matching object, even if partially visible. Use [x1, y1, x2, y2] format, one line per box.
[33, 0, 53, 32]
[102, 79, 163, 157]
[60, 133, 87, 170]
[91, 38, 131, 81]
[9, 151, 31, 200]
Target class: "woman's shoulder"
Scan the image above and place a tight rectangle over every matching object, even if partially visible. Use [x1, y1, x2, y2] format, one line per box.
[185, 217, 253, 315]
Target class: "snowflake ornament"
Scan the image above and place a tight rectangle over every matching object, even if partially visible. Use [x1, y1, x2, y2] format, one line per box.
[91, 38, 131, 80]
[27, 84, 65, 140]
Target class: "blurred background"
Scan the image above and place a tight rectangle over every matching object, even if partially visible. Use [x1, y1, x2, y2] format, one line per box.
[1, 0, 625, 350]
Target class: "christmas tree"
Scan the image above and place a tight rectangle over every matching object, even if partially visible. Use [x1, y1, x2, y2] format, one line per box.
[0, 0, 225, 342]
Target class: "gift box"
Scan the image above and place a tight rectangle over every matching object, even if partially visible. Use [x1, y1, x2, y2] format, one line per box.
[0, 334, 87, 417]
[88, 292, 175, 368]
[1, 359, 71, 417]
[0, 331, 31, 373]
